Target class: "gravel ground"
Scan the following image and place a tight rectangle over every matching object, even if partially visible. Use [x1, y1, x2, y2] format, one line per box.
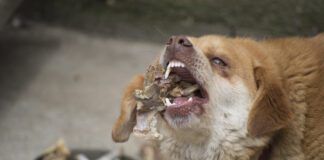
[0, 24, 163, 160]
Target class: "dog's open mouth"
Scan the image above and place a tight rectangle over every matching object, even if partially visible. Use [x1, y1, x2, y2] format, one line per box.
[133, 60, 208, 138]
[162, 60, 208, 118]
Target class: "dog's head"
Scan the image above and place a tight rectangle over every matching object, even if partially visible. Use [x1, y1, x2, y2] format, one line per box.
[112, 35, 292, 145]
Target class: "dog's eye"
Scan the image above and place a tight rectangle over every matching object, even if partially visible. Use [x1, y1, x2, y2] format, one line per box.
[211, 57, 227, 67]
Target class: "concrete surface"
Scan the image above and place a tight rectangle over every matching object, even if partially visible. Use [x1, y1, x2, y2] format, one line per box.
[0, 24, 162, 160]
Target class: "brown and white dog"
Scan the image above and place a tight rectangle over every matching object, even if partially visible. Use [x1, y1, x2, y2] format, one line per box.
[112, 34, 324, 160]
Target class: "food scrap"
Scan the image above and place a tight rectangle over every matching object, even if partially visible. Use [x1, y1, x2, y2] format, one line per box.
[133, 62, 200, 140]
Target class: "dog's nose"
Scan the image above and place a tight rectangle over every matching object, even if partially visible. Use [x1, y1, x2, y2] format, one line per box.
[166, 36, 192, 47]
[164, 35, 195, 65]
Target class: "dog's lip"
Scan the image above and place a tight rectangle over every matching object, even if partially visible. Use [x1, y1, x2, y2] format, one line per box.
[166, 97, 208, 108]
[164, 97, 207, 117]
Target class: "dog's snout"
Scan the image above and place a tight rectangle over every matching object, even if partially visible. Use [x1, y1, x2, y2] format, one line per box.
[165, 35, 194, 60]
[166, 36, 192, 47]
[164, 35, 196, 66]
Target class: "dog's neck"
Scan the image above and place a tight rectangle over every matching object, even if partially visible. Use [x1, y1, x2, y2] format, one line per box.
[157, 80, 270, 160]
[158, 112, 270, 160]
[159, 133, 269, 160]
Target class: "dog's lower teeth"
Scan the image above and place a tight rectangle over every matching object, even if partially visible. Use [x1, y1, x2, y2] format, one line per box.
[165, 98, 172, 106]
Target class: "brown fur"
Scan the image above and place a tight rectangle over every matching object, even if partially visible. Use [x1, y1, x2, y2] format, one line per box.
[112, 74, 144, 142]
[248, 66, 293, 137]
[112, 34, 324, 160]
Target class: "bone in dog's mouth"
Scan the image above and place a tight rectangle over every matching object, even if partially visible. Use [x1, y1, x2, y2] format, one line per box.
[133, 59, 208, 139]
[163, 60, 208, 118]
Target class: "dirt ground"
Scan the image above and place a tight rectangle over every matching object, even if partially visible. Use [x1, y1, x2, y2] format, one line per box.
[0, 24, 163, 160]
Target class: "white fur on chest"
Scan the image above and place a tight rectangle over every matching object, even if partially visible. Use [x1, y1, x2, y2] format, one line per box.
[159, 77, 269, 160]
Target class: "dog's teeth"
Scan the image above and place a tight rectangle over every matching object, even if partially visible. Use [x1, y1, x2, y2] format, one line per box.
[170, 61, 185, 68]
[164, 64, 172, 79]
[188, 97, 193, 102]
[170, 61, 174, 67]
[171, 61, 175, 67]
[177, 61, 185, 67]
[165, 98, 172, 106]
[165, 60, 187, 78]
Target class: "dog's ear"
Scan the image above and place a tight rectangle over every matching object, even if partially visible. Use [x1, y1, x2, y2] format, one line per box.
[112, 75, 144, 142]
[248, 67, 292, 137]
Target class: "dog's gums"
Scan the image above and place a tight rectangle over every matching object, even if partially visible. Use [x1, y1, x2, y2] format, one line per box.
[133, 60, 208, 138]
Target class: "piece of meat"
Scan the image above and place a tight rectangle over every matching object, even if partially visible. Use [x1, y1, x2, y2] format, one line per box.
[133, 63, 167, 140]
[133, 110, 162, 140]
[133, 63, 199, 140]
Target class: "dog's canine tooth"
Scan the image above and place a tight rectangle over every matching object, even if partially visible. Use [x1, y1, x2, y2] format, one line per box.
[164, 60, 186, 78]
[164, 63, 172, 79]
[188, 97, 193, 102]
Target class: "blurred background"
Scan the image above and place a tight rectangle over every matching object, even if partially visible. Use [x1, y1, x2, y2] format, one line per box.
[0, 0, 323, 160]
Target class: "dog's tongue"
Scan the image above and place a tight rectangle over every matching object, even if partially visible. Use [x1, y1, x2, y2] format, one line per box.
[173, 97, 189, 105]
